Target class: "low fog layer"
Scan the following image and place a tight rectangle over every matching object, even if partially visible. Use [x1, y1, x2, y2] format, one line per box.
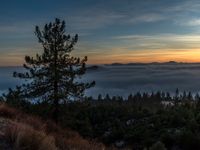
[1, 63, 200, 97]
[84, 63, 200, 97]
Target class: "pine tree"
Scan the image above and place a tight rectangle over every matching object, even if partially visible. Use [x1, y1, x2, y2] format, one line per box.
[13, 18, 95, 122]
[175, 88, 179, 101]
[97, 94, 102, 101]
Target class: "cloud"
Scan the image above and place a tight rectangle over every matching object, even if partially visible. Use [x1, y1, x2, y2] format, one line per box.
[0, 21, 36, 35]
[169, 0, 200, 13]
[162, 1, 200, 27]
[66, 0, 200, 31]
[178, 18, 200, 26]
[68, 10, 125, 30]
[112, 33, 200, 49]
[128, 13, 166, 24]
[70, 11, 168, 31]
[114, 34, 200, 41]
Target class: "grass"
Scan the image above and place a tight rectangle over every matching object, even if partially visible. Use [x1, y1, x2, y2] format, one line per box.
[5, 122, 57, 150]
[0, 103, 109, 150]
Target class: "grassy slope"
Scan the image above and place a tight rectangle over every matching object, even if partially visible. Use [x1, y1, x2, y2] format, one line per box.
[0, 103, 110, 150]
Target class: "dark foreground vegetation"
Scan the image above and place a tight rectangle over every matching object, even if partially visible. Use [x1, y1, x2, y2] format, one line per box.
[1, 90, 200, 150]
[0, 103, 107, 150]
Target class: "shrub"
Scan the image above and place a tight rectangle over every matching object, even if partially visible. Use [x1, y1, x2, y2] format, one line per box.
[149, 141, 167, 150]
[0, 104, 20, 119]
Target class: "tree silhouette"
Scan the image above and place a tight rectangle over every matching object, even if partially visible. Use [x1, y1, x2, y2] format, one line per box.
[13, 18, 95, 122]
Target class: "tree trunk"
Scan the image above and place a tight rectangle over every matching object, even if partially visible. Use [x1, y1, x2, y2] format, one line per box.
[53, 79, 59, 123]
[53, 42, 59, 123]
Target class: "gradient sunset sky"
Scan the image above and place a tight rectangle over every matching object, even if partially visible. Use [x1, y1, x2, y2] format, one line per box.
[1, 0, 200, 66]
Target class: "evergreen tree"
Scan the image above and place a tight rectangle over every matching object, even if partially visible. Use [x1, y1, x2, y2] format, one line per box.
[195, 93, 200, 101]
[128, 94, 133, 101]
[187, 92, 193, 101]
[175, 88, 179, 101]
[183, 91, 187, 101]
[166, 92, 171, 101]
[13, 18, 95, 122]
[97, 94, 102, 101]
[2, 87, 31, 111]
[161, 92, 165, 101]
[105, 94, 111, 101]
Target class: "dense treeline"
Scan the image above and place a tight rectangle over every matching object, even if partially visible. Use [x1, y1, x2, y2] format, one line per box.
[2, 89, 200, 150]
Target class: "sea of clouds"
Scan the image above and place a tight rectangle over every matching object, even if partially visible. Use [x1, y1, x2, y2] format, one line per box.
[1, 63, 200, 98]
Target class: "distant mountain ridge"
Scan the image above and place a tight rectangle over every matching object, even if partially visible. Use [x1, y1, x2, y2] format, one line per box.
[106, 61, 200, 66]
[1, 61, 200, 69]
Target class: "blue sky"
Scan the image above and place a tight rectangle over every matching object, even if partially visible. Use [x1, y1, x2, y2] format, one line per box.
[1, 0, 200, 65]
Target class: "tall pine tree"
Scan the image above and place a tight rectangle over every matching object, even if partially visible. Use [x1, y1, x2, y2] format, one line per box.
[13, 18, 95, 122]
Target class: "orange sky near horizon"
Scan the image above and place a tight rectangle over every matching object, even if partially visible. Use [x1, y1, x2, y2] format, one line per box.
[1, 48, 200, 66]
[83, 49, 200, 64]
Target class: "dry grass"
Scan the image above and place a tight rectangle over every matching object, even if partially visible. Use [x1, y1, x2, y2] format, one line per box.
[0, 103, 108, 150]
[0, 104, 20, 119]
[43, 119, 106, 150]
[5, 122, 57, 150]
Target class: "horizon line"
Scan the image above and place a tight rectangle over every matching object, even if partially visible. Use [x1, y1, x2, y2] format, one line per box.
[2, 61, 200, 67]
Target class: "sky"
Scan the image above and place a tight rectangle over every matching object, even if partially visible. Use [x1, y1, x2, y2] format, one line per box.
[1, 0, 200, 66]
